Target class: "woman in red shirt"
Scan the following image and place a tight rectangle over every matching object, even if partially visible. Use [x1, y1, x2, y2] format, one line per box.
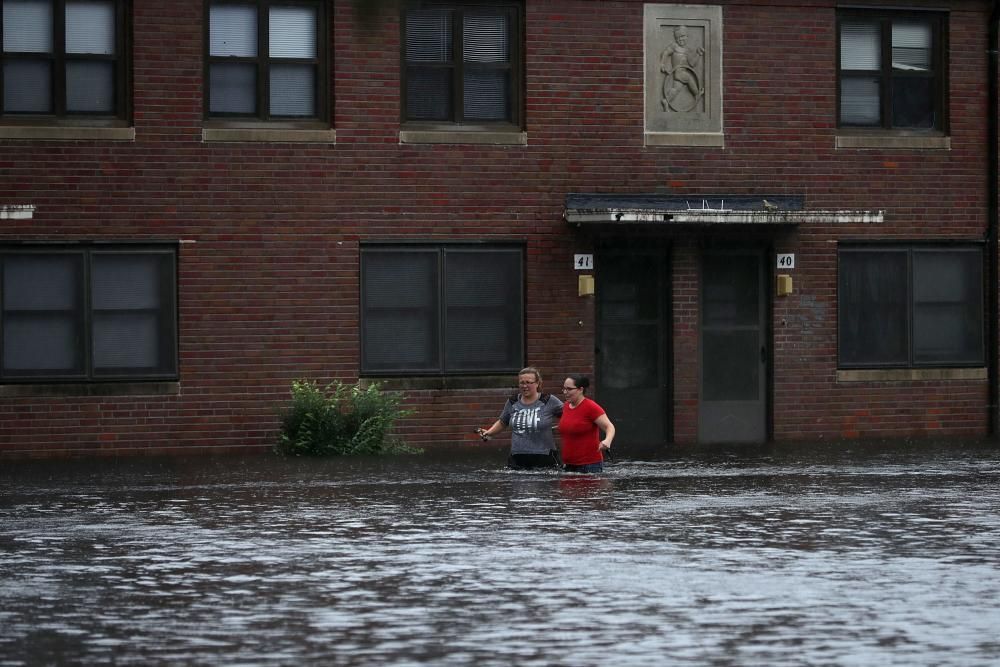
[559, 375, 616, 473]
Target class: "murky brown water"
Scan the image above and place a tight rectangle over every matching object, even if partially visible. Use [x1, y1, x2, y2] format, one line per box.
[2, 442, 1000, 666]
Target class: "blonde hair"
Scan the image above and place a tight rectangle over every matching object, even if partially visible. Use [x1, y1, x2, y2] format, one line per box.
[518, 367, 542, 383]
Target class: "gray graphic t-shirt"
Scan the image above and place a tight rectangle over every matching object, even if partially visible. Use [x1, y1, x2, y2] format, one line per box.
[500, 395, 564, 455]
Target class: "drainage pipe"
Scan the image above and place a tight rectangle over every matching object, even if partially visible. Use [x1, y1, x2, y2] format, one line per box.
[987, 0, 999, 436]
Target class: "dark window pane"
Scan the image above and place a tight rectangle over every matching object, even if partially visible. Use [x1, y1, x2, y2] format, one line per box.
[444, 250, 521, 371]
[91, 253, 175, 374]
[463, 13, 508, 63]
[702, 255, 759, 328]
[362, 251, 439, 371]
[891, 76, 934, 129]
[2, 254, 84, 375]
[406, 67, 451, 120]
[270, 64, 315, 116]
[839, 251, 908, 365]
[840, 76, 880, 126]
[3, 60, 52, 112]
[66, 60, 114, 112]
[912, 250, 983, 365]
[406, 9, 452, 62]
[463, 68, 509, 121]
[210, 62, 256, 114]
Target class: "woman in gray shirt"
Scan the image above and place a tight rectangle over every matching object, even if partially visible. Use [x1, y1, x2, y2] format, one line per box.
[476, 367, 564, 469]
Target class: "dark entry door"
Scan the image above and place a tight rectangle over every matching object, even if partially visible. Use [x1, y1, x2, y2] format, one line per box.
[699, 249, 767, 443]
[596, 248, 670, 450]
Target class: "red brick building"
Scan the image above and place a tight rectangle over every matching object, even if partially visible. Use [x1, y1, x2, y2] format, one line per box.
[1, 0, 997, 457]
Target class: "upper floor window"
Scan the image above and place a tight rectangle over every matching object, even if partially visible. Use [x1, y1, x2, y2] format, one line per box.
[839, 245, 983, 369]
[361, 245, 523, 375]
[402, 1, 522, 128]
[206, 0, 326, 121]
[837, 11, 946, 132]
[1, 245, 178, 382]
[1, 0, 127, 119]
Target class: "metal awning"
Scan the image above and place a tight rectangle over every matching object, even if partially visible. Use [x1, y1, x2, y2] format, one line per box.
[564, 194, 883, 225]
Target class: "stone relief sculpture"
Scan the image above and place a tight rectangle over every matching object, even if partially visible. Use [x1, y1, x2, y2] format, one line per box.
[644, 5, 722, 142]
[660, 25, 704, 113]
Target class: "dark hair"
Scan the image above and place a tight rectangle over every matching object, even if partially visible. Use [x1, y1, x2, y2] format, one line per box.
[568, 375, 590, 393]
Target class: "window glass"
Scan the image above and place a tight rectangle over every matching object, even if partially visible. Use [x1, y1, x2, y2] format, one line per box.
[839, 246, 983, 368]
[207, 0, 324, 120]
[892, 21, 931, 71]
[1, 248, 177, 381]
[362, 246, 523, 374]
[403, 3, 519, 126]
[840, 22, 879, 70]
[2, 254, 83, 374]
[66, 60, 114, 112]
[3, 61, 51, 112]
[3, 0, 53, 53]
[406, 9, 452, 62]
[837, 12, 943, 132]
[269, 5, 315, 58]
[2, 0, 125, 118]
[209, 3, 257, 57]
[65, 0, 114, 55]
[210, 62, 256, 114]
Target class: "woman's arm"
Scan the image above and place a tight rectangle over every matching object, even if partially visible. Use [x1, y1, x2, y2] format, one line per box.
[595, 413, 615, 450]
[477, 419, 505, 441]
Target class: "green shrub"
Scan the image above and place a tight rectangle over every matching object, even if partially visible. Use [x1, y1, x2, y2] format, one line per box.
[275, 380, 419, 456]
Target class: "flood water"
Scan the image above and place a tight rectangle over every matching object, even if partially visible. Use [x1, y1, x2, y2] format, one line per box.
[2, 441, 1000, 666]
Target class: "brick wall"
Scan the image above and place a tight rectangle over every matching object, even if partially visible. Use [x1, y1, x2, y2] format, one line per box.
[0, 0, 994, 457]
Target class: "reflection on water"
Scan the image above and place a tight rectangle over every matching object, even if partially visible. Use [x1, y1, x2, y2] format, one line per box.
[2, 442, 1000, 666]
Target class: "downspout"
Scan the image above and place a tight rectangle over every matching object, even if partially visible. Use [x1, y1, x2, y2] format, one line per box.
[987, 0, 999, 436]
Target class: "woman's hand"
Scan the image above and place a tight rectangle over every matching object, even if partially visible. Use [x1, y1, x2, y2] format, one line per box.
[476, 428, 492, 441]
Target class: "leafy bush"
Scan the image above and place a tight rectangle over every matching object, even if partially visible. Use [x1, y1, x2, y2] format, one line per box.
[275, 380, 419, 456]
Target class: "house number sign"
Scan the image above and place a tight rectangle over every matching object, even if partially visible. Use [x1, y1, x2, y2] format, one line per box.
[574, 254, 594, 270]
[776, 254, 795, 269]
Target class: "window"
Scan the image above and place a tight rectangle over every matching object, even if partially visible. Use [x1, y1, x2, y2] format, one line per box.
[837, 11, 945, 131]
[1, 245, 178, 381]
[1, 0, 127, 119]
[838, 245, 983, 368]
[361, 245, 523, 374]
[206, 0, 326, 120]
[402, 1, 521, 127]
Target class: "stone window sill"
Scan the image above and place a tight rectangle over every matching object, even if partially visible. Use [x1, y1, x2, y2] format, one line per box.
[0, 381, 180, 398]
[836, 368, 985, 383]
[399, 129, 527, 146]
[835, 134, 950, 150]
[0, 125, 135, 141]
[202, 127, 336, 143]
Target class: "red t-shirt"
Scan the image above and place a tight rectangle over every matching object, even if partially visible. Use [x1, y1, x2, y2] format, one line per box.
[559, 397, 606, 466]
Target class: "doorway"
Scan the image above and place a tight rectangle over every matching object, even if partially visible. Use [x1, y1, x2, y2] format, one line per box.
[596, 246, 671, 450]
[698, 249, 768, 443]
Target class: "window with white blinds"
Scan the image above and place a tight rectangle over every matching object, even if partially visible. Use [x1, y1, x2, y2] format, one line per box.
[361, 246, 524, 374]
[403, 2, 521, 126]
[837, 11, 944, 131]
[0, 246, 178, 382]
[2, 0, 125, 117]
[206, 0, 325, 120]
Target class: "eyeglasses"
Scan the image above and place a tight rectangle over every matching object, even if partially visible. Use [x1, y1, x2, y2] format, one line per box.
[518, 380, 538, 385]
[562, 386, 578, 392]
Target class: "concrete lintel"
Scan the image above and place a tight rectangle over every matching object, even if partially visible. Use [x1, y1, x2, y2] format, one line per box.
[399, 130, 527, 146]
[644, 132, 725, 148]
[203, 128, 336, 143]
